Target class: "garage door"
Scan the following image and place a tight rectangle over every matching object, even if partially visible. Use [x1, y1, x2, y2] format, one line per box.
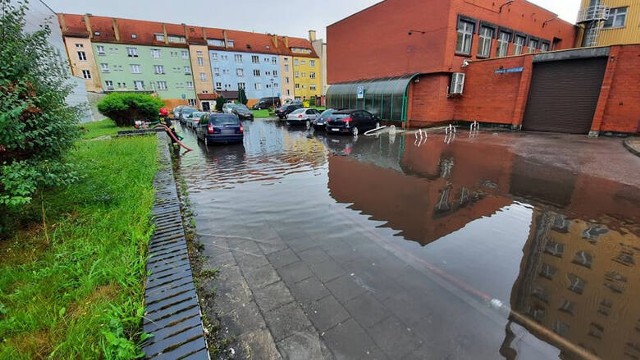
[522, 57, 607, 134]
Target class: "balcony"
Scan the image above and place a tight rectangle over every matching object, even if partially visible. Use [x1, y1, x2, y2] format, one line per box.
[577, 4, 610, 23]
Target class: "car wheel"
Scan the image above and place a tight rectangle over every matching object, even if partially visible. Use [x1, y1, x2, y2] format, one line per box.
[352, 126, 359, 136]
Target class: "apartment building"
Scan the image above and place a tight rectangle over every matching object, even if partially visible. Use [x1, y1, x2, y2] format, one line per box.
[58, 14, 321, 110]
[577, 0, 640, 47]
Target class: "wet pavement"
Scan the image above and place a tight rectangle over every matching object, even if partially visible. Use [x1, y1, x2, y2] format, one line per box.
[175, 119, 640, 359]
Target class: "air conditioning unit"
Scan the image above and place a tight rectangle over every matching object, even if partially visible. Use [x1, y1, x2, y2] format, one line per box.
[449, 72, 465, 95]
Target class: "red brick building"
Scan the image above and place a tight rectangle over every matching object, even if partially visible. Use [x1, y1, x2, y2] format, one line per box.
[327, 0, 640, 135]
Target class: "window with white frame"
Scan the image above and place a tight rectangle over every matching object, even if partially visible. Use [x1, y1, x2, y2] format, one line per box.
[82, 70, 91, 79]
[226, 40, 234, 47]
[456, 19, 474, 55]
[310, 60, 315, 67]
[272, 57, 277, 64]
[214, 67, 220, 76]
[301, 72, 306, 77]
[77, 51, 86, 61]
[223, 69, 230, 75]
[540, 42, 550, 52]
[310, 84, 316, 91]
[155, 34, 165, 42]
[514, 35, 526, 55]
[309, 72, 315, 79]
[294, 71, 299, 78]
[168, 35, 186, 44]
[105, 80, 113, 89]
[254, 83, 262, 90]
[496, 31, 510, 57]
[184, 66, 192, 75]
[449, 72, 465, 94]
[157, 81, 167, 90]
[181, 50, 189, 59]
[273, 70, 278, 76]
[295, 83, 300, 89]
[211, 52, 218, 60]
[527, 39, 538, 53]
[208, 39, 225, 46]
[133, 80, 144, 90]
[126, 47, 138, 57]
[253, 69, 260, 76]
[252, 55, 259, 63]
[197, 56, 204, 66]
[151, 49, 161, 58]
[221, 54, 228, 60]
[154, 65, 165, 74]
[294, 59, 299, 66]
[130, 64, 141, 74]
[478, 26, 494, 58]
[215, 82, 222, 89]
[235, 54, 243, 62]
[200, 72, 207, 81]
[567, 273, 586, 294]
[237, 82, 245, 89]
[100, 63, 109, 72]
[75, 43, 83, 48]
[301, 60, 306, 65]
[96, 45, 105, 55]
[236, 68, 244, 77]
[604, 7, 627, 28]
[273, 82, 279, 88]
[188, 99, 196, 106]
[186, 81, 194, 89]
[196, 51, 203, 56]
[284, 64, 289, 72]
[285, 77, 290, 84]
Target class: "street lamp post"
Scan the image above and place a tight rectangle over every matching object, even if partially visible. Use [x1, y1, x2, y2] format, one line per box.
[271, 78, 275, 107]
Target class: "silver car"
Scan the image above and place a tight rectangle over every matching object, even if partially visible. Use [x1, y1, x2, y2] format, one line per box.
[286, 108, 321, 127]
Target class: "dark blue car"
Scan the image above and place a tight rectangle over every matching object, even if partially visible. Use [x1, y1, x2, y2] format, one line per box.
[196, 113, 244, 145]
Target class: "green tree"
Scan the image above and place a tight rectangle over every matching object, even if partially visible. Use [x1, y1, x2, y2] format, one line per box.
[97, 92, 164, 127]
[0, 0, 81, 225]
[215, 95, 226, 112]
[238, 88, 248, 105]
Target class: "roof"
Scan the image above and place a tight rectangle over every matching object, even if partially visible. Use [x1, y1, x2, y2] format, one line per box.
[58, 13, 319, 58]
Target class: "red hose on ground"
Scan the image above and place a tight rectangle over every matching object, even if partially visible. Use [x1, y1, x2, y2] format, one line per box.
[155, 124, 193, 152]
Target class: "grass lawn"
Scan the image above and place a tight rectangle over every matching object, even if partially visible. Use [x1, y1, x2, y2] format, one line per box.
[251, 109, 273, 118]
[0, 119, 157, 359]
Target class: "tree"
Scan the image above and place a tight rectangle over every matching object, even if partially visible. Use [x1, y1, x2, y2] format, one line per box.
[238, 88, 248, 105]
[215, 95, 226, 112]
[97, 92, 164, 127]
[0, 0, 82, 225]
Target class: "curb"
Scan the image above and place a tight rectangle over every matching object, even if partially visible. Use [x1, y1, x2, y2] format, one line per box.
[623, 138, 640, 157]
[142, 134, 210, 360]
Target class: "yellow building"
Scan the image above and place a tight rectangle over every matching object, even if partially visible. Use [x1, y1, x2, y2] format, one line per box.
[292, 50, 321, 102]
[61, 36, 103, 93]
[577, 0, 640, 47]
[279, 55, 295, 102]
[188, 45, 215, 111]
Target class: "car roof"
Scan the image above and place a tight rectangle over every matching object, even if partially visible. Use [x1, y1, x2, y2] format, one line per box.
[333, 109, 361, 114]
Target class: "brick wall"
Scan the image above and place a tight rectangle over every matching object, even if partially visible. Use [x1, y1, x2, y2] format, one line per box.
[598, 45, 640, 133]
[408, 74, 456, 126]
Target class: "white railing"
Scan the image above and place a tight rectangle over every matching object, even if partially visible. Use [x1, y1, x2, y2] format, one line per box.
[577, 5, 610, 23]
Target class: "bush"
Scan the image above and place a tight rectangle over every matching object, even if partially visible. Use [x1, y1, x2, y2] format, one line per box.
[97, 92, 164, 127]
[215, 96, 226, 112]
[0, 0, 82, 230]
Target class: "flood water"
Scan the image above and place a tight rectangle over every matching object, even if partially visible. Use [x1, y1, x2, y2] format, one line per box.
[176, 119, 640, 359]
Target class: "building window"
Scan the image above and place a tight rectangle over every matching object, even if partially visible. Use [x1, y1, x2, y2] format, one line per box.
[294, 59, 299, 66]
[284, 64, 289, 72]
[544, 240, 564, 257]
[100, 63, 109, 72]
[272, 56, 277, 64]
[294, 71, 299, 78]
[130, 64, 141, 74]
[539, 263, 556, 280]
[295, 83, 300, 89]
[155, 34, 165, 42]
[514, 35, 526, 55]
[157, 81, 167, 90]
[96, 45, 105, 55]
[151, 49, 161, 58]
[310, 84, 316, 91]
[567, 273, 586, 294]
[199, 72, 207, 81]
[77, 51, 87, 61]
[211, 52, 218, 60]
[496, 31, 510, 57]
[181, 50, 189, 59]
[154, 65, 165, 74]
[126, 47, 138, 57]
[604, 7, 627, 28]
[527, 39, 538, 53]
[253, 69, 261, 76]
[168, 35, 186, 44]
[133, 80, 144, 90]
[223, 69, 230, 75]
[197, 56, 204, 66]
[285, 77, 290, 84]
[207, 39, 225, 46]
[540, 42, 550, 52]
[188, 99, 196, 106]
[236, 68, 244, 76]
[105, 80, 113, 90]
[75, 43, 83, 48]
[227, 40, 234, 47]
[81, 70, 91, 79]
[237, 82, 245, 89]
[186, 81, 194, 89]
[235, 54, 243, 62]
[310, 60, 315, 67]
[196, 50, 203, 56]
[215, 82, 222, 89]
[252, 55, 259, 63]
[273, 82, 279, 88]
[273, 70, 278, 76]
[184, 66, 192, 75]
[456, 19, 475, 55]
[254, 83, 262, 90]
[213, 67, 220, 76]
[301, 72, 306, 78]
[301, 60, 306, 65]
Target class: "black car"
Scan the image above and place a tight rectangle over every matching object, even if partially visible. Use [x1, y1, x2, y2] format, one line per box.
[326, 109, 381, 136]
[195, 113, 244, 145]
[275, 104, 303, 119]
[252, 96, 281, 110]
[231, 104, 254, 120]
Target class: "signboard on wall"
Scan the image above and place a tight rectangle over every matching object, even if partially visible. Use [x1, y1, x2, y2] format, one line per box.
[495, 67, 524, 74]
[356, 85, 364, 99]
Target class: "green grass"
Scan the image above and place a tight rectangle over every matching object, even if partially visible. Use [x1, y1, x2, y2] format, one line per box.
[0, 124, 158, 358]
[251, 109, 273, 118]
[80, 118, 134, 139]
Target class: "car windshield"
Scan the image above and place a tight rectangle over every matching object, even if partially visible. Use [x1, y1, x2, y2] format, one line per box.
[182, 108, 196, 115]
[209, 115, 240, 126]
[320, 109, 335, 119]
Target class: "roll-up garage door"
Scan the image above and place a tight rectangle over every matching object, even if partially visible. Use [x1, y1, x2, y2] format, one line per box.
[522, 57, 607, 134]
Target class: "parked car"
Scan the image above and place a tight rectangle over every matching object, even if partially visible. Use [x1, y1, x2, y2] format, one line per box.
[172, 105, 185, 119]
[178, 106, 197, 124]
[196, 113, 244, 145]
[326, 109, 381, 136]
[286, 108, 321, 127]
[312, 108, 336, 130]
[185, 111, 208, 128]
[231, 104, 254, 120]
[252, 96, 281, 110]
[275, 104, 303, 119]
[222, 103, 236, 114]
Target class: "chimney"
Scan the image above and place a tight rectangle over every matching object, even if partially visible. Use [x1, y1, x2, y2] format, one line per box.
[83, 14, 92, 39]
[162, 23, 168, 44]
[112, 18, 120, 41]
[308, 30, 316, 42]
[283, 36, 289, 48]
[272, 34, 278, 48]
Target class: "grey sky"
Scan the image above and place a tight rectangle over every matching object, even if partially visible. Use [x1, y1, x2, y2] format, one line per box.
[43, 0, 582, 40]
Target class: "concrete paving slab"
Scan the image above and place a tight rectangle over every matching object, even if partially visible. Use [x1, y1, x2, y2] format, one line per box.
[254, 281, 295, 313]
[289, 276, 331, 303]
[321, 318, 380, 360]
[278, 260, 314, 286]
[303, 295, 351, 332]
[277, 329, 332, 360]
[244, 263, 281, 289]
[264, 302, 313, 342]
[266, 248, 301, 269]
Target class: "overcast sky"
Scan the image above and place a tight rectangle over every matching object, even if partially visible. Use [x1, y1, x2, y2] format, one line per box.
[44, 0, 582, 40]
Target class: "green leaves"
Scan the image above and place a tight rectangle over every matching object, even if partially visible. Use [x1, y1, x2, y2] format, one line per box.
[97, 93, 165, 127]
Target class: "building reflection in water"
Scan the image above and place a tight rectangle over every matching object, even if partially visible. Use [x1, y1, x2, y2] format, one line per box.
[326, 133, 640, 359]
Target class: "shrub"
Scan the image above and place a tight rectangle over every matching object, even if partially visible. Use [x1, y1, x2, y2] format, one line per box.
[0, 0, 82, 231]
[215, 96, 226, 112]
[97, 92, 164, 127]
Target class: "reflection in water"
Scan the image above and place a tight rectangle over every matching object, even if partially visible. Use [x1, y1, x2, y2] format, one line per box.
[177, 120, 640, 359]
